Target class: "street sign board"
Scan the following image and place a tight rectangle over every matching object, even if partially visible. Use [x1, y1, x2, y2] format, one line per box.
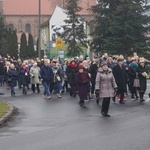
[46, 41, 53, 49]
[56, 39, 63, 48]
[58, 50, 65, 58]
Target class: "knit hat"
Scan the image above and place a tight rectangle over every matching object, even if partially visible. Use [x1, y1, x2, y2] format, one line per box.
[78, 65, 85, 70]
[95, 58, 100, 63]
[101, 61, 108, 67]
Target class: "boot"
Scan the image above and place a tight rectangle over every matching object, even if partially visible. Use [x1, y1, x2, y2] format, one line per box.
[96, 98, 99, 105]
[140, 92, 145, 102]
[131, 93, 135, 100]
[32, 84, 35, 93]
[36, 84, 40, 93]
[119, 99, 125, 104]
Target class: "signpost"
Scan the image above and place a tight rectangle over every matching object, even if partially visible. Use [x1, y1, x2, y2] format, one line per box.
[56, 38, 64, 60]
[56, 38, 63, 48]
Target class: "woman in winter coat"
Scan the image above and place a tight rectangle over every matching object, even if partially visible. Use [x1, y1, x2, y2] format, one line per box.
[62, 60, 69, 92]
[128, 58, 139, 100]
[66, 60, 78, 97]
[76, 65, 90, 108]
[113, 58, 127, 104]
[7, 64, 18, 96]
[82, 60, 92, 99]
[4, 61, 11, 89]
[30, 62, 41, 93]
[50, 61, 63, 98]
[20, 63, 30, 94]
[95, 62, 117, 117]
[136, 58, 148, 102]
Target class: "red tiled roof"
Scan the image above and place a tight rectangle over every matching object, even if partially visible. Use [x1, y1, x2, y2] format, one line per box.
[3, 0, 96, 15]
[3, 0, 52, 15]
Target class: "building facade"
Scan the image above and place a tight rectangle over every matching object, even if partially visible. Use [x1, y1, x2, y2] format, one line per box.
[0, 0, 96, 43]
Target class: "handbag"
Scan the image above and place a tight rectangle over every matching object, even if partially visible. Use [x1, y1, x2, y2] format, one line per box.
[133, 73, 140, 87]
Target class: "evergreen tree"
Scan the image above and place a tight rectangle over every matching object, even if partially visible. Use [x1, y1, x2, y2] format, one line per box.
[0, 15, 8, 56]
[0, 29, 10, 56]
[9, 30, 18, 58]
[20, 32, 27, 58]
[27, 33, 35, 58]
[60, 0, 87, 57]
[91, 0, 150, 56]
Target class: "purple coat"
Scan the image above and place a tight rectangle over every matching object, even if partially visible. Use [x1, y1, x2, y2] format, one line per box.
[76, 71, 90, 100]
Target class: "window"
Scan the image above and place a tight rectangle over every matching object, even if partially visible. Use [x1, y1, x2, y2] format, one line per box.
[8, 24, 14, 30]
[25, 23, 31, 33]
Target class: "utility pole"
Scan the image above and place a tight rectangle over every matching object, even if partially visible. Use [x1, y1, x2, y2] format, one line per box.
[63, 0, 65, 8]
[38, 0, 41, 58]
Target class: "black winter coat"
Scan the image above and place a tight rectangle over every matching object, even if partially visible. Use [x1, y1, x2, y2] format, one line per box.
[113, 64, 127, 91]
[136, 65, 148, 91]
[89, 64, 98, 83]
[20, 68, 30, 85]
[0, 62, 4, 75]
[66, 66, 78, 84]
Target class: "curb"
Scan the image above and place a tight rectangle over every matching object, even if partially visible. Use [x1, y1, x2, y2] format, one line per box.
[0, 103, 15, 126]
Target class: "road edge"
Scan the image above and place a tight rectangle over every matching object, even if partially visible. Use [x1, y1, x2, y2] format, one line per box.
[0, 103, 15, 126]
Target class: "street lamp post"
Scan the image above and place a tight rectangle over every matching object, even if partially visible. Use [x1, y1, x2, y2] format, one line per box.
[38, 0, 41, 58]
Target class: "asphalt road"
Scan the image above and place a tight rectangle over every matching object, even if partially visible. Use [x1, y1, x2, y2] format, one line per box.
[0, 82, 150, 150]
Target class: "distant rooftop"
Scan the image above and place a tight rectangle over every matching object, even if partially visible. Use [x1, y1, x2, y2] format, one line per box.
[3, 0, 96, 15]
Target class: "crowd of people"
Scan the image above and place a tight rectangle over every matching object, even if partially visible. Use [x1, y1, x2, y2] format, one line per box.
[0, 53, 150, 117]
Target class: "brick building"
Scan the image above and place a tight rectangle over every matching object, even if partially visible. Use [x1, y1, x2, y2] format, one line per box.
[0, 0, 96, 43]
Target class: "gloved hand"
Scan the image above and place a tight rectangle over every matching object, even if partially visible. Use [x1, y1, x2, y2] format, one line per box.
[114, 87, 118, 93]
[95, 89, 99, 98]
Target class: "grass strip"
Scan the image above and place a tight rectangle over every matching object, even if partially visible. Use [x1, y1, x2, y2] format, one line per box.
[0, 102, 10, 118]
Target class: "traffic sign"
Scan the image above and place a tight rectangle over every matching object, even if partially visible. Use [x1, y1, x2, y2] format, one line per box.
[56, 39, 63, 48]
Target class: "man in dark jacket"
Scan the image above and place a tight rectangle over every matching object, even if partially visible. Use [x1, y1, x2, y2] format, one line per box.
[89, 59, 99, 98]
[113, 58, 127, 104]
[41, 59, 53, 99]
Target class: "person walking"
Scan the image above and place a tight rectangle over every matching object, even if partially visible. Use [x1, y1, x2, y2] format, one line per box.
[128, 58, 139, 100]
[7, 64, 18, 96]
[95, 62, 117, 117]
[89, 59, 99, 98]
[30, 62, 41, 93]
[20, 63, 30, 94]
[66, 60, 78, 97]
[137, 58, 148, 102]
[50, 61, 63, 98]
[4, 61, 11, 89]
[41, 59, 53, 99]
[76, 65, 90, 108]
[113, 58, 127, 104]
[62, 60, 69, 93]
